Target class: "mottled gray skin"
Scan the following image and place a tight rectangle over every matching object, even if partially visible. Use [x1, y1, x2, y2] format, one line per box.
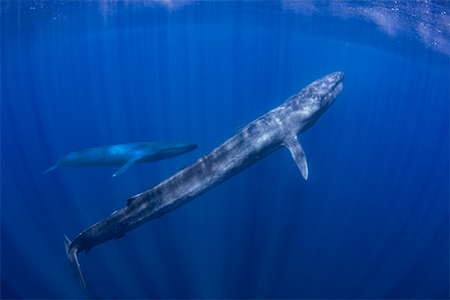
[44, 141, 197, 177]
[65, 72, 344, 298]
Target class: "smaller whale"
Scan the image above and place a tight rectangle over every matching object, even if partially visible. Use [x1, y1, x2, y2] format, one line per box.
[43, 141, 197, 177]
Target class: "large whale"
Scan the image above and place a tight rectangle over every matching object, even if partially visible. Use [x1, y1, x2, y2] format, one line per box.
[43, 141, 198, 177]
[64, 72, 344, 298]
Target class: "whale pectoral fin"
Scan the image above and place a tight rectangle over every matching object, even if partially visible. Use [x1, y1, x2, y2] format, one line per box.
[284, 136, 308, 180]
[43, 164, 58, 174]
[113, 156, 140, 177]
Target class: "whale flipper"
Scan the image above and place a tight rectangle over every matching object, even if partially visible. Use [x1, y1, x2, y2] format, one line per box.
[284, 136, 308, 180]
[113, 156, 140, 177]
[64, 235, 89, 299]
[43, 164, 58, 174]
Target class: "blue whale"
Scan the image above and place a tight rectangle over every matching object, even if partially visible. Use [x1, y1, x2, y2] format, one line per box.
[44, 142, 197, 177]
[65, 72, 344, 298]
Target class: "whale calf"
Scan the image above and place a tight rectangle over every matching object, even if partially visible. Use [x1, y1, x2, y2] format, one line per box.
[64, 72, 344, 297]
[44, 141, 197, 177]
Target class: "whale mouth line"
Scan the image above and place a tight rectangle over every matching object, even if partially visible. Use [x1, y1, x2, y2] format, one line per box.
[321, 72, 344, 107]
[331, 73, 345, 90]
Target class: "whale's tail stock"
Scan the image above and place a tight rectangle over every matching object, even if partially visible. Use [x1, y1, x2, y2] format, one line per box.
[64, 235, 89, 299]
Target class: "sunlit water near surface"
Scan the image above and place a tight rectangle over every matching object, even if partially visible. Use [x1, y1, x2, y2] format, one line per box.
[2, 1, 449, 299]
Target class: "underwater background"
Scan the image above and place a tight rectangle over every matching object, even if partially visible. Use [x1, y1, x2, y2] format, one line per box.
[1, 1, 449, 299]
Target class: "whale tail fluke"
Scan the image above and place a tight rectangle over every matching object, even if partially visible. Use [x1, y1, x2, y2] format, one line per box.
[43, 164, 58, 174]
[64, 235, 89, 299]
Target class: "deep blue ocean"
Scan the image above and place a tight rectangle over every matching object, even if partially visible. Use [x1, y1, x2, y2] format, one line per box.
[1, 1, 449, 299]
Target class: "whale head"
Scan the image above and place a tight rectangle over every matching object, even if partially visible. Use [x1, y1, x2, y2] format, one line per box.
[148, 141, 198, 161]
[317, 71, 344, 110]
[289, 72, 344, 134]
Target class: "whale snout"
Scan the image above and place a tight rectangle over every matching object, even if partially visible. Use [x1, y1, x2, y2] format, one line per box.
[321, 71, 344, 108]
[181, 142, 198, 152]
[325, 72, 345, 94]
[330, 71, 345, 83]
[170, 142, 197, 155]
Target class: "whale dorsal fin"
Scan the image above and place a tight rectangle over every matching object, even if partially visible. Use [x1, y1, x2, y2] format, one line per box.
[284, 136, 308, 180]
[127, 196, 137, 204]
[113, 156, 140, 177]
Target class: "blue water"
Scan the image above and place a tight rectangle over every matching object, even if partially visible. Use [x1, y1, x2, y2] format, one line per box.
[2, 1, 449, 299]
